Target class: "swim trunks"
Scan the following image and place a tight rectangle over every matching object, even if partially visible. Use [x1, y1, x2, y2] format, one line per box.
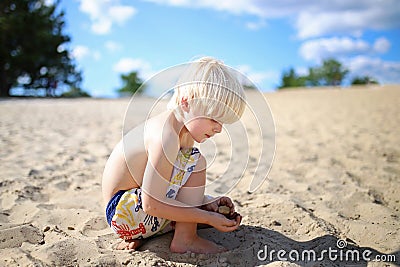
[106, 147, 201, 240]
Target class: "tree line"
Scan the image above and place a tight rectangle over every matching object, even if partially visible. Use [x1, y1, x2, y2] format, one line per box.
[118, 58, 379, 96]
[278, 58, 378, 89]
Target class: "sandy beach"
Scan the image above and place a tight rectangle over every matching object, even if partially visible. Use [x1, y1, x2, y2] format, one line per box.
[0, 85, 399, 266]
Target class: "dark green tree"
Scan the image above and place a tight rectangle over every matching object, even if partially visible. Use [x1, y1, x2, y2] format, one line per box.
[305, 67, 322, 86]
[351, 76, 379, 85]
[117, 71, 145, 95]
[306, 59, 348, 86]
[0, 0, 82, 97]
[278, 68, 306, 89]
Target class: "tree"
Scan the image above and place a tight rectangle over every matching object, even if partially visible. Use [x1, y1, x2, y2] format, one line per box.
[0, 0, 82, 97]
[351, 76, 379, 85]
[278, 68, 306, 89]
[306, 59, 348, 86]
[116, 71, 145, 95]
[305, 67, 322, 86]
[319, 58, 349, 86]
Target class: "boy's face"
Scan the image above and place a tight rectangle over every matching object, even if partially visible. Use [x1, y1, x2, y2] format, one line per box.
[184, 116, 223, 143]
[179, 97, 223, 143]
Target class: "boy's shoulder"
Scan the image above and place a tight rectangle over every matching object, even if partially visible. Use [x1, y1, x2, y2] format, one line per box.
[144, 112, 178, 145]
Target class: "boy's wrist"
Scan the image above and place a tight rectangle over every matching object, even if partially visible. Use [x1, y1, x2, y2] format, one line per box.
[198, 208, 212, 225]
[203, 194, 214, 204]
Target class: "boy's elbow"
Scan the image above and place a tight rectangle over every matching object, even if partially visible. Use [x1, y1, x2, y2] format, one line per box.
[141, 194, 160, 216]
[142, 201, 154, 214]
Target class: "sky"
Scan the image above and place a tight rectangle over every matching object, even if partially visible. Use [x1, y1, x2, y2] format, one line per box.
[58, 0, 400, 97]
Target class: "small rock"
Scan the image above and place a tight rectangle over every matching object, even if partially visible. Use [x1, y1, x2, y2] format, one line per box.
[28, 169, 40, 176]
[198, 254, 208, 260]
[218, 205, 230, 215]
[219, 257, 227, 263]
[43, 226, 50, 232]
[190, 252, 196, 258]
[272, 220, 281, 226]
[67, 226, 75, 230]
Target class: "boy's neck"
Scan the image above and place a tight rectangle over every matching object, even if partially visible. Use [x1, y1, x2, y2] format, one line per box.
[179, 127, 194, 148]
[171, 112, 194, 148]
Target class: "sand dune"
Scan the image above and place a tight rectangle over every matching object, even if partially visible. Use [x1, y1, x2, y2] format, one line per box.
[0, 86, 399, 266]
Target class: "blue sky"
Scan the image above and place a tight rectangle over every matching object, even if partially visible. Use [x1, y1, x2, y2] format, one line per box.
[58, 0, 400, 97]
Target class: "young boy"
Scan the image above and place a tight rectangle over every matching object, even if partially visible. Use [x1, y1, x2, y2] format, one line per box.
[102, 57, 246, 253]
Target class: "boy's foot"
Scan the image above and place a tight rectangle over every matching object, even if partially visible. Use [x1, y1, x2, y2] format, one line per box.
[170, 235, 227, 254]
[114, 239, 143, 250]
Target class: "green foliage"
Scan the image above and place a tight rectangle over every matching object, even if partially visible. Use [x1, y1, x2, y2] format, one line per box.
[278, 58, 349, 89]
[278, 68, 306, 89]
[0, 0, 82, 97]
[243, 84, 257, 90]
[319, 58, 349, 86]
[61, 87, 90, 98]
[351, 76, 379, 85]
[116, 72, 145, 95]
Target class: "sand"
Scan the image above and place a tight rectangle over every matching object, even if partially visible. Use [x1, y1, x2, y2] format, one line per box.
[0, 85, 399, 266]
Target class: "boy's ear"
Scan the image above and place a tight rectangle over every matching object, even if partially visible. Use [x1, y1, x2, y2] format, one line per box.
[180, 97, 190, 112]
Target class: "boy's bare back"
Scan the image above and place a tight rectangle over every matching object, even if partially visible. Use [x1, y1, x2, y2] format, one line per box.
[102, 111, 180, 204]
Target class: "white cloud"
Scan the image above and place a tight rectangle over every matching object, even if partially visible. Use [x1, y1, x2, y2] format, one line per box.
[109, 5, 136, 24]
[296, 2, 400, 39]
[346, 56, 400, 84]
[113, 58, 154, 79]
[236, 65, 279, 89]
[144, 0, 400, 38]
[72, 45, 90, 60]
[44, 0, 55, 6]
[299, 37, 391, 62]
[300, 37, 369, 62]
[373, 37, 391, 54]
[78, 0, 137, 34]
[105, 41, 122, 52]
[71, 45, 101, 61]
[245, 20, 266, 31]
[146, 0, 267, 17]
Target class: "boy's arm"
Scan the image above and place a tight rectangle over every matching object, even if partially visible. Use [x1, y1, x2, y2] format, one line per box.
[140, 137, 238, 231]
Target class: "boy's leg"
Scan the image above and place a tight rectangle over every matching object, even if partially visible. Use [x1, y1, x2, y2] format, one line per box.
[170, 155, 226, 254]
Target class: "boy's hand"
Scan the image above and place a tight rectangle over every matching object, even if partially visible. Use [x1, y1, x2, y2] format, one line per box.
[207, 211, 241, 232]
[201, 196, 242, 225]
[201, 196, 235, 214]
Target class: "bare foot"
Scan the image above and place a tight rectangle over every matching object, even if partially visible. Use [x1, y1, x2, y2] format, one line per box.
[170, 235, 227, 254]
[114, 239, 144, 250]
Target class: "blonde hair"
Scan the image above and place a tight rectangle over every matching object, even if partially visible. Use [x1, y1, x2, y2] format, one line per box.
[167, 57, 246, 124]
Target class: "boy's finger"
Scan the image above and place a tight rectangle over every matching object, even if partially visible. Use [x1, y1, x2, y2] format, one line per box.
[220, 196, 232, 205]
[210, 203, 218, 212]
[235, 214, 242, 225]
[224, 222, 240, 232]
[224, 218, 237, 227]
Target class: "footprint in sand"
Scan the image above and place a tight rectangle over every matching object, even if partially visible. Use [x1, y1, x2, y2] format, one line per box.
[17, 185, 48, 202]
[0, 224, 43, 249]
[81, 216, 109, 237]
